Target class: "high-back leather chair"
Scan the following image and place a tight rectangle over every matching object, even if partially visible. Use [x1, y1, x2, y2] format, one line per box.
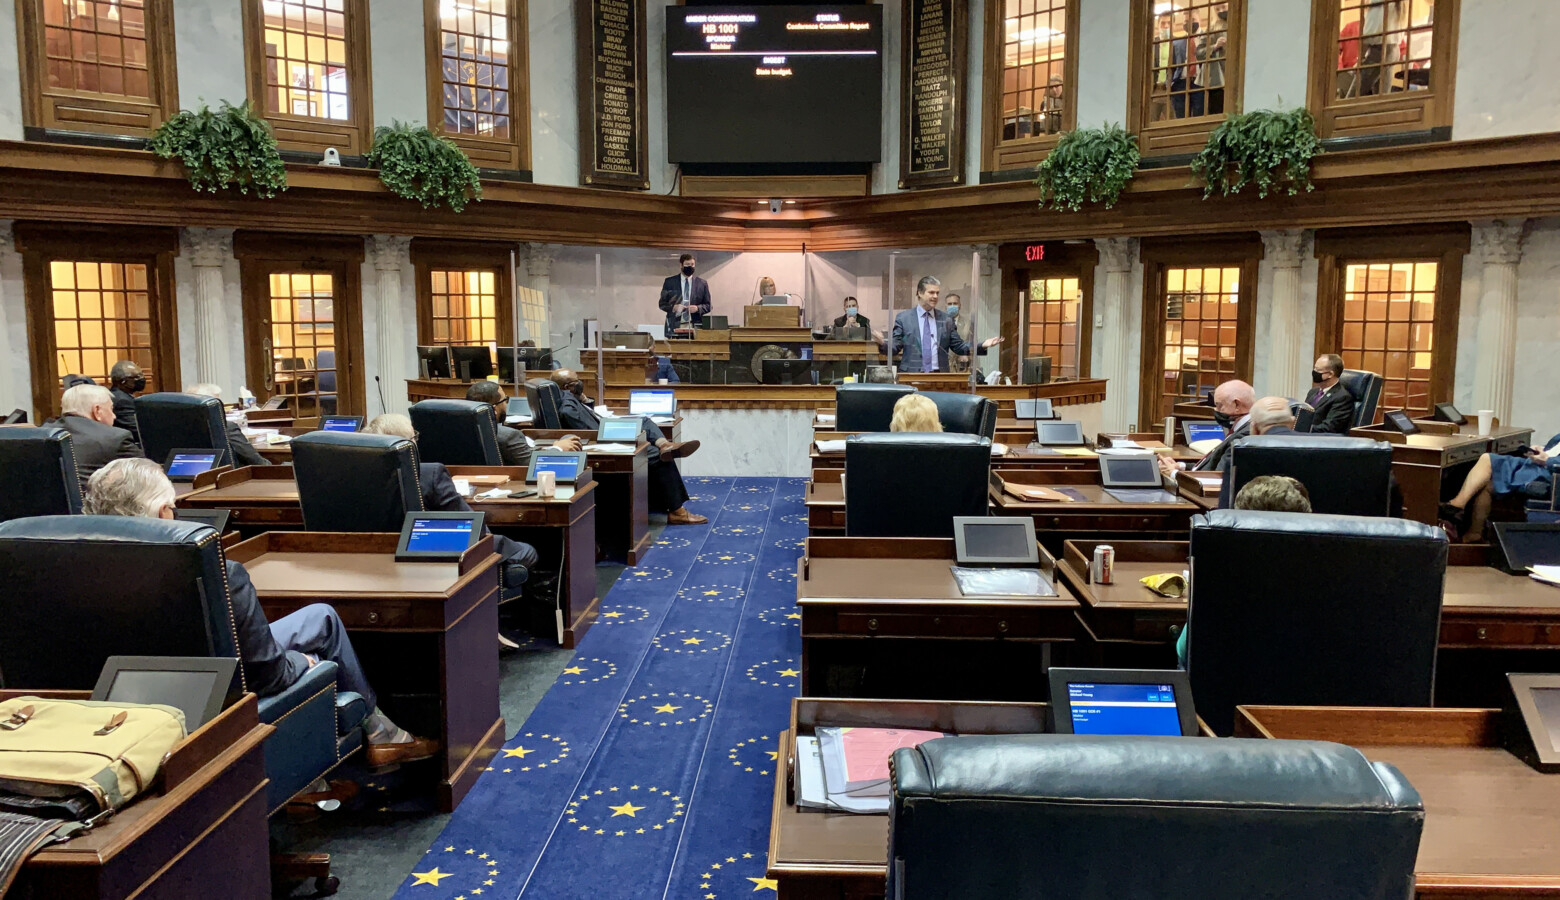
[923, 391, 997, 439]
[526, 378, 565, 429]
[888, 734, 1424, 900]
[0, 426, 83, 522]
[1340, 369, 1382, 428]
[1220, 435, 1394, 516]
[0, 515, 365, 814]
[844, 433, 991, 537]
[315, 349, 338, 416]
[134, 392, 226, 467]
[835, 383, 915, 432]
[1187, 509, 1446, 734]
[292, 431, 422, 532]
[410, 399, 502, 466]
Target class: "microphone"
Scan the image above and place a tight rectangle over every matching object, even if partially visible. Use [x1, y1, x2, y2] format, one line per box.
[374, 375, 388, 414]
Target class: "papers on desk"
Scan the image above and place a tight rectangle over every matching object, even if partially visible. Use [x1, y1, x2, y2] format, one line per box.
[815, 439, 848, 454]
[816, 413, 837, 425]
[584, 442, 638, 453]
[453, 478, 472, 498]
[1102, 441, 1171, 454]
[991, 442, 1009, 457]
[475, 488, 513, 500]
[796, 727, 949, 814]
[1051, 447, 1097, 457]
[650, 416, 675, 426]
[1002, 483, 1078, 503]
[1188, 438, 1223, 454]
[952, 566, 1058, 598]
[1530, 565, 1560, 588]
[505, 415, 533, 426]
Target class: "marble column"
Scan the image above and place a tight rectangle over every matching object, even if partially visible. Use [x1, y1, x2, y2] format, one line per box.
[369, 235, 412, 415]
[1470, 219, 1526, 424]
[182, 228, 233, 393]
[522, 242, 554, 345]
[0, 223, 17, 411]
[1094, 237, 1137, 430]
[1260, 229, 1308, 398]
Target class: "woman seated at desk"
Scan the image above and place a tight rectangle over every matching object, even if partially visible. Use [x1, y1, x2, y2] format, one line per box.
[890, 394, 942, 433]
[1442, 433, 1560, 543]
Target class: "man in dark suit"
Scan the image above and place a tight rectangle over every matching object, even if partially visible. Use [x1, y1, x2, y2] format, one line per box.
[50, 384, 144, 479]
[1306, 353, 1356, 434]
[83, 456, 437, 768]
[109, 360, 145, 447]
[832, 296, 871, 332]
[890, 276, 971, 373]
[465, 380, 582, 468]
[548, 369, 707, 525]
[185, 384, 269, 467]
[659, 253, 713, 338]
[1159, 379, 1255, 476]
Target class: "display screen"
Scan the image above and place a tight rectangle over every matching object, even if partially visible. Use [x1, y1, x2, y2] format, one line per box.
[532, 454, 583, 481]
[1067, 682, 1183, 736]
[1535, 688, 1560, 750]
[963, 522, 1032, 559]
[1036, 422, 1084, 444]
[1184, 422, 1227, 445]
[665, 5, 882, 164]
[599, 418, 642, 442]
[1103, 456, 1161, 487]
[405, 517, 475, 554]
[107, 669, 218, 728]
[321, 418, 361, 432]
[166, 452, 218, 477]
[507, 397, 532, 418]
[630, 389, 676, 417]
[1014, 399, 1053, 419]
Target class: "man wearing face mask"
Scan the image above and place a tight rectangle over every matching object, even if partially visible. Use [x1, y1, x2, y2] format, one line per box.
[1158, 379, 1255, 476]
[659, 253, 713, 338]
[943, 293, 1004, 373]
[548, 369, 707, 525]
[109, 359, 146, 447]
[1305, 353, 1356, 434]
[833, 296, 871, 331]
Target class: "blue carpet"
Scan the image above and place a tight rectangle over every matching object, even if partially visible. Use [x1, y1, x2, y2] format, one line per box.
[391, 476, 806, 900]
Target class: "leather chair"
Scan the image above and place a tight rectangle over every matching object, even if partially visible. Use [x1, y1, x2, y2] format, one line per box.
[923, 391, 997, 439]
[844, 433, 991, 537]
[1187, 509, 1446, 734]
[888, 733, 1423, 900]
[1289, 399, 1315, 434]
[0, 426, 82, 522]
[0, 515, 366, 816]
[315, 349, 338, 416]
[526, 378, 565, 429]
[292, 431, 422, 532]
[835, 383, 915, 432]
[1340, 369, 1382, 428]
[410, 399, 503, 466]
[1220, 434, 1394, 516]
[134, 392, 227, 467]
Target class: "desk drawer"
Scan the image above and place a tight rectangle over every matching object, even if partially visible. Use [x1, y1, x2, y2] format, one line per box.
[834, 611, 1050, 639]
[336, 600, 417, 629]
[1440, 620, 1560, 648]
[1492, 435, 1530, 454]
[808, 507, 845, 530]
[1442, 444, 1485, 467]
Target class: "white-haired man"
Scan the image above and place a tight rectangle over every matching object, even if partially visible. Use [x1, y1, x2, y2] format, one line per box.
[83, 457, 438, 768]
[50, 383, 144, 478]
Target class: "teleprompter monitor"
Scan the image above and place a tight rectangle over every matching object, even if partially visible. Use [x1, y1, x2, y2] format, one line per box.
[1182, 421, 1228, 447]
[525, 451, 587, 484]
[93, 656, 238, 730]
[1433, 402, 1466, 425]
[1048, 668, 1198, 737]
[1022, 356, 1052, 385]
[1489, 523, 1560, 575]
[761, 358, 812, 385]
[952, 516, 1039, 566]
[506, 395, 532, 420]
[1013, 398, 1054, 420]
[1382, 409, 1421, 435]
[163, 448, 225, 482]
[394, 511, 483, 562]
[1502, 673, 1560, 773]
[175, 508, 231, 535]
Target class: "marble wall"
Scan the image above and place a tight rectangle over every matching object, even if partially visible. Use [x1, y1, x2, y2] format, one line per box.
[0, 224, 26, 414]
[675, 408, 816, 478]
[1511, 219, 1560, 443]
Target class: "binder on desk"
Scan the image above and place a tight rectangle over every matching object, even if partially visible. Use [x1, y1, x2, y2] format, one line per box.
[1003, 483, 1076, 503]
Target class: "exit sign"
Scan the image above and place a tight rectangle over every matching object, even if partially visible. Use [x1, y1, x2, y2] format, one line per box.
[1024, 244, 1046, 261]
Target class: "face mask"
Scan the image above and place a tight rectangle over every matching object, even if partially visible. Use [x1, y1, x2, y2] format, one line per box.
[1312, 369, 1326, 383]
[947, 305, 960, 316]
[128, 375, 147, 393]
[1213, 409, 1234, 428]
[681, 265, 695, 277]
[844, 307, 857, 316]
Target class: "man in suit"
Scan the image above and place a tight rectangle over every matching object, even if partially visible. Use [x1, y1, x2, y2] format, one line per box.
[833, 296, 871, 332]
[891, 276, 972, 373]
[50, 384, 144, 479]
[1159, 379, 1256, 476]
[1306, 353, 1356, 434]
[943, 292, 1004, 373]
[548, 369, 707, 525]
[109, 359, 145, 447]
[465, 380, 583, 468]
[185, 384, 269, 467]
[83, 457, 437, 768]
[659, 253, 712, 338]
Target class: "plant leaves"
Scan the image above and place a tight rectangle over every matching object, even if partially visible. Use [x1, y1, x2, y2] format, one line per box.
[1033, 123, 1140, 212]
[147, 100, 287, 198]
[365, 121, 483, 213]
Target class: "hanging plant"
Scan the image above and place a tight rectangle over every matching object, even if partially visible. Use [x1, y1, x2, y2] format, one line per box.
[366, 122, 483, 213]
[147, 101, 287, 198]
[1190, 107, 1323, 199]
[1034, 124, 1141, 212]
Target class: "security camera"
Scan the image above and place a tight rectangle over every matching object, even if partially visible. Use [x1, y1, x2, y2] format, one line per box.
[321, 147, 342, 167]
[769, 198, 783, 214]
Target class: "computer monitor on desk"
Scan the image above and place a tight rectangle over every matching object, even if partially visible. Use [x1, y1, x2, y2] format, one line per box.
[497, 347, 554, 383]
[449, 345, 493, 381]
[417, 345, 453, 379]
[699, 315, 729, 331]
[762, 358, 813, 385]
[1022, 356, 1052, 384]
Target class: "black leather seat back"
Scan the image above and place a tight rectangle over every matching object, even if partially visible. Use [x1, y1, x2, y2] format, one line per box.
[0, 516, 239, 689]
[526, 379, 564, 429]
[845, 433, 990, 537]
[135, 392, 226, 466]
[1220, 435, 1394, 515]
[1188, 509, 1446, 734]
[1340, 369, 1381, 428]
[409, 399, 502, 466]
[0, 427, 83, 521]
[836, 383, 915, 432]
[889, 733, 1424, 900]
[293, 432, 422, 532]
[923, 391, 996, 438]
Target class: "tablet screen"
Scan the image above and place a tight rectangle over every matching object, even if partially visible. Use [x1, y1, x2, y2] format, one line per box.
[1101, 455, 1160, 487]
[405, 517, 475, 554]
[1534, 687, 1560, 751]
[166, 452, 219, 478]
[599, 417, 642, 442]
[507, 396, 532, 418]
[533, 454, 582, 481]
[106, 669, 220, 728]
[1183, 422, 1227, 445]
[1067, 681, 1183, 736]
[1036, 421, 1084, 445]
[321, 417, 361, 432]
[630, 390, 676, 417]
[965, 521, 1031, 559]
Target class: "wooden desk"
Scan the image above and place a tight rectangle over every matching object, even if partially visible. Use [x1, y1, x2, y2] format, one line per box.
[796, 537, 1078, 700]
[229, 532, 503, 812]
[525, 430, 650, 563]
[178, 467, 302, 536]
[803, 477, 846, 536]
[1236, 705, 1560, 897]
[1348, 424, 1535, 525]
[767, 697, 1047, 900]
[1175, 469, 1223, 511]
[989, 470, 1199, 553]
[11, 694, 272, 900]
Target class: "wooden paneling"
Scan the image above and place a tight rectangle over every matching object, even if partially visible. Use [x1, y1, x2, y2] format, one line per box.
[423, 0, 529, 171]
[981, 0, 1080, 174]
[242, 0, 374, 156]
[999, 240, 1097, 380]
[16, 0, 179, 137]
[679, 175, 869, 199]
[1306, 0, 1460, 140]
[900, 0, 967, 188]
[576, 0, 649, 190]
[1126, 0, 1246, 157]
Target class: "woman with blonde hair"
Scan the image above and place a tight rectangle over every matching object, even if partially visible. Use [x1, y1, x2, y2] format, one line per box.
[890, 393, 942, 433]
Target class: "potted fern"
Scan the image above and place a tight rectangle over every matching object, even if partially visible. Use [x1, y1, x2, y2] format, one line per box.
[147, 101, 287, 198]
[1034, 124, 1141, 212]
[1190, 107, 1323, 198]
[366, 123, 483, 212]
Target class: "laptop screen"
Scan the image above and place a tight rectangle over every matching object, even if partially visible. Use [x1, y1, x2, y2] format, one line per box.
[1066, 681, 1183, 736]
[630, 389, 676, 417]
[404, 517, 475, 554]
[106, 669, 224, 729]
[166, 452, 219, 478]
[321, 417, 362, 432]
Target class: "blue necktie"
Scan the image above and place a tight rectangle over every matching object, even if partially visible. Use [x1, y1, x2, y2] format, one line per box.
[922, 312, 937, 372]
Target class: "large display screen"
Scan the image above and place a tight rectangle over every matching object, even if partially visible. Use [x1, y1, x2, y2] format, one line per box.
[665, 5, 882, 164]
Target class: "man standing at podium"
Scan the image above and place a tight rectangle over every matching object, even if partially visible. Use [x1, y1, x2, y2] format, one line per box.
[891, 276, 970, 373]
[659, 253, 712, 338]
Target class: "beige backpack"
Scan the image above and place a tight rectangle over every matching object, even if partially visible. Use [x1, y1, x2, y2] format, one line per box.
[0, 697, 187, 812]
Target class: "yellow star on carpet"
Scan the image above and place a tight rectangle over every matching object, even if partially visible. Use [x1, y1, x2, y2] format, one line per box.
[703, 590, 722, 596]
[748, 876, 779, 891]
[633, 570, 650, 576]
[502, 746, 533, 758]
[444, 846, 455, 852]
[776, 668, 800, 678]
[608, 801, 644, 817]
[766, 750, 779, 760]
[653, 703, 681, 714]
[682, 637, 703, 645]
[719, 555, 734, 560]
[464, 849, 475, 855]
[603, 611, 623, 618]
[786, 613, 801, 620]
[478, 853, 488, 859]
[410, 868, 451, 886]
[562, 666, 585, 675]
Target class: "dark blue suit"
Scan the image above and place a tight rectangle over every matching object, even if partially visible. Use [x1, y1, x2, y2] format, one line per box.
[891, 307, 971, 373]
[659, 273, 712, 337]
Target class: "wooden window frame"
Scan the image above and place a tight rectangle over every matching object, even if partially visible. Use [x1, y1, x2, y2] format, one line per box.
[1313, 224, 1467, 417]
[1126, 0, 1247, 158]
[14, 223, 181, 422]
[16, 0, 179, 137]
[997, 241, 1095, 380]
[409, 240, 516, 346]
[234, 232, 366, 416]
[423, 0, 530, 171]
[1306, 0, 1459, 139]
[1137, 234, 1262, 428]
[241, 0, 374, 156]
[981, 0, 1081, 173]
